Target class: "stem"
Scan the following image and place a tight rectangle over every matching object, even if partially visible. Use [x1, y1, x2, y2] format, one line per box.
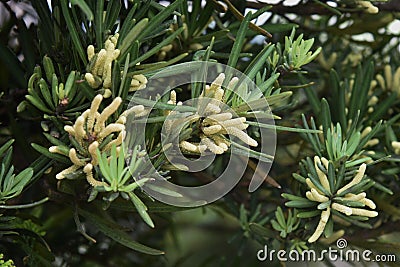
[74, 205, 97, 243]
[0, 197, 49, 209]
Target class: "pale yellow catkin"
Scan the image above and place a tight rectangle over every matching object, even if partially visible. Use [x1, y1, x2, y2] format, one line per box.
[83, 164, 105, 187]
[358, 1, 379, 14]
[384, 65, 392, 89]
[95, 97, 122, 132]
[201, 136, 224, 154]
[344, 193, 366, 202]
[310, 188, 329, 202]
[49, 146, 67, 156]
[308, 207, 331, 243]
[180, 141, 199, 153]
[74, 116, 87, 141]
[202, 125, 223, 135]
[207, 112, 233, 122]
[88, 141, 99, 165]
[219, 117, 247, 128]
[56, 165, 80, 180]
[225, 127, 258, 147]
[97, 124, 125, 140]
[87, 45, 95, 61]
[205, 103, 221, 114]
[93, 49, 107, 75]
[337, 163, 366, 194]
[64, 125, 76, 136]
[214, 88, 225, 101]
[314, 156, 331, 193]
[350, 207, 378, 217]
[87, 94, 103, 132]
[69, 148, 86, 166]
[332, 203, 353, 216]
[104, 132, 124, 151]
[359, 198, 376, 209]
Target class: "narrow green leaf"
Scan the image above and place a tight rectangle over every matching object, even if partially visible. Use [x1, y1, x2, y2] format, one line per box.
[247, 121, 321, 134]
[104, 0, 121, 30]
[297, 210, 320, 218]
[271, 219, 284, 231]
[145, 184, 183, 198]
[299, 74, 320, 114]
[244, 44, 275, 81]
[372, 180, 393, 195]
[39, 78, 55, 109]
[136, 0, 183, 40]
[327, 162, 335, 194]
[95, 0, 104, 49]
[118, 3, 138, 39]
[233, 91, 292, 112]
[331, 210, 372, 229]
[129, 27, 184, 67]
[317, 201, 331, 210]
[346, 132, 360, 157]
[248, 222, 275, 238]
[275, 207, 286, 229]
[17, 20, 35, 72]
[259, 73, 280, 94]
[31, 0, 54, 52]
[227, 12, 251, 69]
[192, 1, 214, 36]
[60, 0, 88, 65]
[329, 70, 346, 130]
[358, 61, 375, 119]
[320, 98, 331, 138]
[31, 143, 70, 164]
[71, 0, 94, 20]
[78, 208, 162, 254]
[119, 18, 149, 58]
[368, 93, 397, 123]
[0, 140, 14, 157]
[129, 192, 154, 228]
[118, 53, 130, 98]
[25, 95, 53, 114]
[285, 200, 316, 208]
[282, 193, 307, 201]
[230, 142, 273, 163]
[324, 217, 334, 238]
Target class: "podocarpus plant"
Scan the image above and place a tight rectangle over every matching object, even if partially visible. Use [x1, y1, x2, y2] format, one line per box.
[0, 0, 399, 266]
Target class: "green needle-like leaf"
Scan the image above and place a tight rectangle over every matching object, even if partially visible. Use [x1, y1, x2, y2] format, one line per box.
[71, 0, 94, 21]
[60, 0, 88, 65]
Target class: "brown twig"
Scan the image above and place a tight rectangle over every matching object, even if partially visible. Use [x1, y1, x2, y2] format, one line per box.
[243, 0, 400, 15]
[220, 0, 273, 38]
[240, 156, 281, 189]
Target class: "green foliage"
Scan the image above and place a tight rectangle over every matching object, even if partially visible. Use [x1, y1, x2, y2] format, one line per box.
[95, 145, 154, 228]
[0, 0, 400, 266]
[270, 207, 300, 238]
[283, 29, 322, 71]
[20, 57, 87, 119]
[0, 140, 33, 203]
